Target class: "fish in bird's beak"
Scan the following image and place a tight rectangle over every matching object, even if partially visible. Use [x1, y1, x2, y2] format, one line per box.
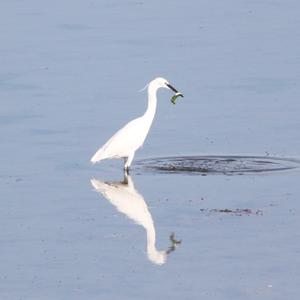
[166, 83, 184, 104]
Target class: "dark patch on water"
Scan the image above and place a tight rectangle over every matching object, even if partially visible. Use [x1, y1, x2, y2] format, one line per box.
[135, 155, 300, 175]
[199, 208, 263, 216]
[0, 175, 23, 184]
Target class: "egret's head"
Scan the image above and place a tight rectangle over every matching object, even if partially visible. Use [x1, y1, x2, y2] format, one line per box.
[148, 77, 184, 103]
[150, 77, 182, 93]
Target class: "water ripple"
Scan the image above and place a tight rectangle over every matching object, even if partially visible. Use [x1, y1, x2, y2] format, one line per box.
[135, 155, 300, 175]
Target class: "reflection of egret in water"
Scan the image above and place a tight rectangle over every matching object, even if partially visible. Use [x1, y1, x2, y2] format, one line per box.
[90, 174, 180, 265]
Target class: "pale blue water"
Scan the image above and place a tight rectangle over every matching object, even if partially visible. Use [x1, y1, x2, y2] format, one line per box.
[1, 1, 300, 299]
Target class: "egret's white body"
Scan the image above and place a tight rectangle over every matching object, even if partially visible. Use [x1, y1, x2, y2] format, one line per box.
[91, 174, 180, 265]
[90, 77, 183, 171]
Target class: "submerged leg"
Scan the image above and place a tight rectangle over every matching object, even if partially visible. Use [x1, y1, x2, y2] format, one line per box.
[124, 152, 135, 172]
[122, 172, 129, 184]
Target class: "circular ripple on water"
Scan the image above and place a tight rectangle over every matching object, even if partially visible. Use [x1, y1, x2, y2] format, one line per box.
[135, 156, 300, 175]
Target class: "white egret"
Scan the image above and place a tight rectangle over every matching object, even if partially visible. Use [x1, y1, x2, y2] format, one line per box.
[90, 77, 183, 171]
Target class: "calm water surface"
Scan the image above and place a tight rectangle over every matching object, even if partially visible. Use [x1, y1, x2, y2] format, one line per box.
[1, 1, 300, 299]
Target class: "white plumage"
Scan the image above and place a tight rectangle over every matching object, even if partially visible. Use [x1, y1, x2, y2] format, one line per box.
[90, 77, 183, 171]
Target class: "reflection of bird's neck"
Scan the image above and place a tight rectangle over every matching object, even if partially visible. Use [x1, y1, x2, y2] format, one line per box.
[145, 216, 166, 265]
[145, 218, 156, 252]
[143, 85, 158, 124]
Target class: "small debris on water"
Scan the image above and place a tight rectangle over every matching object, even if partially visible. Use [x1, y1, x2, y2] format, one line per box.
[199, 208, 263, 216]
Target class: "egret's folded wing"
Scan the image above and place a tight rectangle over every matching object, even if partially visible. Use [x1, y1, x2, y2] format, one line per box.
[90, 118, 142, 163]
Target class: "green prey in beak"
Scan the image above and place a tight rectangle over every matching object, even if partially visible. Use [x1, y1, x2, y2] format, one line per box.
[171, 92, 184, 104]
[165, 82, 184, 104]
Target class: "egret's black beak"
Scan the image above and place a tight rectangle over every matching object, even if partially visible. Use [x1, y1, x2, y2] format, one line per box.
[166, 83, 184, 97]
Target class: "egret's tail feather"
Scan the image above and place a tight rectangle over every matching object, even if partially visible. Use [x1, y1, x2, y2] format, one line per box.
[90, 148, 106, 164]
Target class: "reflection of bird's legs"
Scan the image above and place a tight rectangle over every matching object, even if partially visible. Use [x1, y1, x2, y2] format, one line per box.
[124, 152, 135, 173]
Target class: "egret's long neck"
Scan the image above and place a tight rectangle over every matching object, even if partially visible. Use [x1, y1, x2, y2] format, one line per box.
[143, 85, 157, 124]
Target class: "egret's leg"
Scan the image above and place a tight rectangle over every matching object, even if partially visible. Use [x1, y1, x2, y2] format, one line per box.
[124, 152, 135, 172]
[122, 172, 129, 184]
